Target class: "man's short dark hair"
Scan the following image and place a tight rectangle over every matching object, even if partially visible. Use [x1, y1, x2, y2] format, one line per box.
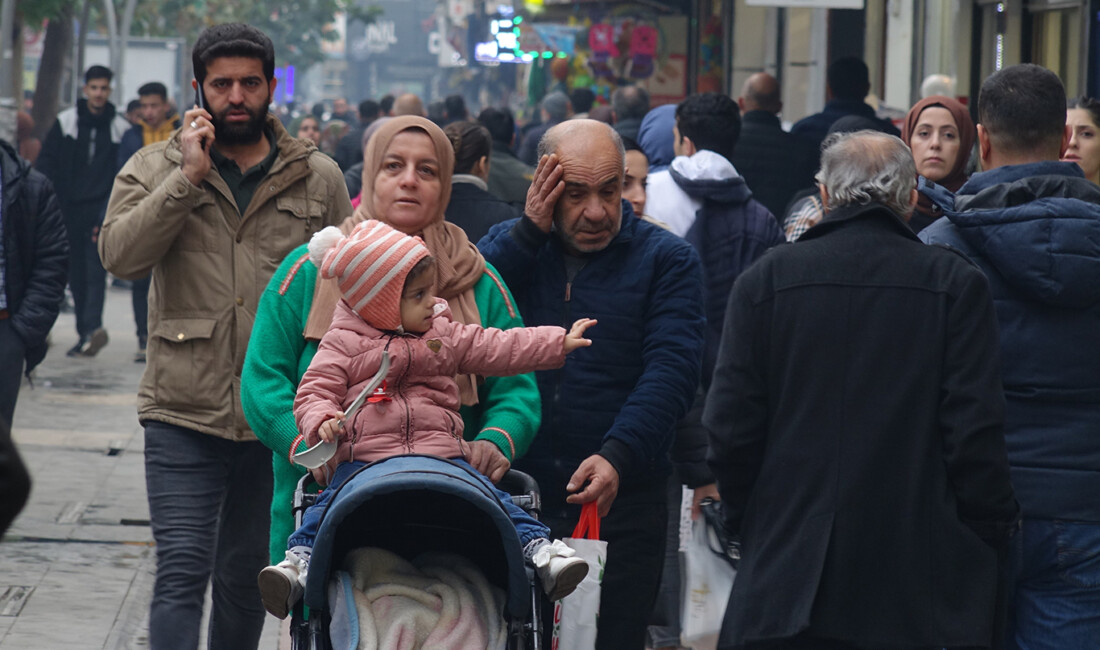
[611, 86, 650, 121]
[127, 99, 142, 113]
[478, 107, 515, 146]
[137, 82, 168, 100]
[570, 88, 596, 115]
[379, 94, 396, 115]
[444, 94, 468, 121]
[85, 65, 113, 84]
[191, 23, 275, 85]
[675, 93, 740, 160]
[979, 64, 1067, 155]
[358, 99, 380, 122]
[827, 57, 870, 101]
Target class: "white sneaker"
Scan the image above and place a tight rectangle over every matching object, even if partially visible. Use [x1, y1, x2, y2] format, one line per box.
[532, 540, 590, 601]
[258, 559, 304, 619]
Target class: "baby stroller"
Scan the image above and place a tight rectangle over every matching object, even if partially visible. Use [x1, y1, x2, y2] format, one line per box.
[288, 454, 546, 650]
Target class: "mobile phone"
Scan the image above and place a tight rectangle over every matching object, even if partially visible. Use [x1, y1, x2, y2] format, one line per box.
[194, 83, 209, 149]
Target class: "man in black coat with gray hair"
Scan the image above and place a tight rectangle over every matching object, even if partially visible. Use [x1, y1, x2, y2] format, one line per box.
[705, 130, 1020, 649]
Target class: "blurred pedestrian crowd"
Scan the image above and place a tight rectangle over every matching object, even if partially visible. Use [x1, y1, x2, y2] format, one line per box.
[3, 21, 1100, 650]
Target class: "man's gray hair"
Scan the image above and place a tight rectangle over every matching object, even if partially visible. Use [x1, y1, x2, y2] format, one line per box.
[815, 130, 917, 216]
[536, 119, 626, 164]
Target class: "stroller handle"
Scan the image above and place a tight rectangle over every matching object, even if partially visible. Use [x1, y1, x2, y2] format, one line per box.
[497, 469, 541, 518]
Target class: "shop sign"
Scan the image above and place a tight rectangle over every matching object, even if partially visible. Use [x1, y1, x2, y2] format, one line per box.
[352, 20, 399, 57]
[348, 0, 437, 63]
[746, 0, 863, 7]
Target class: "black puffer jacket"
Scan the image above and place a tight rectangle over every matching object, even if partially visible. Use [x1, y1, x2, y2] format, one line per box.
[1, 139, 69, 375]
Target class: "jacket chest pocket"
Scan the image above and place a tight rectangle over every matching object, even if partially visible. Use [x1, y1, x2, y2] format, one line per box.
[272, 196, 325, 248]
[150, 317, 222, 412]
[176, 198, 223, 252]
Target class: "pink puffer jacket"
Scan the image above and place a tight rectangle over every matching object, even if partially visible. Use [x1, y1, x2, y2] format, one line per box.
[294, 298, 566, 472]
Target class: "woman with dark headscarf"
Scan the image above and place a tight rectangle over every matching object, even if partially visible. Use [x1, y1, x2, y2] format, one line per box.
[902, 95, 976, 233]
[242, 116, 542, 567]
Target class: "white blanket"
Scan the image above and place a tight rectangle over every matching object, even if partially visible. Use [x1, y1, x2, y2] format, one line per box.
[337, 547, 509, 650]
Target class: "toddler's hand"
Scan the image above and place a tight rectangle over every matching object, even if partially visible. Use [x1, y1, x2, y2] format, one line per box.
[318, 414, 345, 443]
[564, 318, 597, 353]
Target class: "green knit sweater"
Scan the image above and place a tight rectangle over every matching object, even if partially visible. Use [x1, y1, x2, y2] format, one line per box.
[241, 243, 542, 563]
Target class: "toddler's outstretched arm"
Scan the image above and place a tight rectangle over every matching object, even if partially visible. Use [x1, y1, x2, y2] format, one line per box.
[564, 318, 597, 353]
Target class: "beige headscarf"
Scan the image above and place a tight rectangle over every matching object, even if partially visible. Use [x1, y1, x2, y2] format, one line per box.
[305, 116, 487, 405]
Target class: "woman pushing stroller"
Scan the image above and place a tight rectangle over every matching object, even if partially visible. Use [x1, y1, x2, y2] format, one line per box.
[258, 219, 593, 619]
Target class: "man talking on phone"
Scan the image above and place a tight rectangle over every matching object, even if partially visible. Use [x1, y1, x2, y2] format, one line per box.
[100, 24, 351, 649]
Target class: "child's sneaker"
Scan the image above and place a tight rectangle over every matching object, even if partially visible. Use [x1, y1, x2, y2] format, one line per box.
[258, 548, 309, 619]
[530, 539, 590, 601]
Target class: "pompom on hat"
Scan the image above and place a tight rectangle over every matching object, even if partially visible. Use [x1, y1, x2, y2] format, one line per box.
[309, 221, 431, 331]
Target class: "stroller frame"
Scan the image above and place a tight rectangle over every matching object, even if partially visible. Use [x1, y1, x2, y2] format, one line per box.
[288, 454, 546, 650]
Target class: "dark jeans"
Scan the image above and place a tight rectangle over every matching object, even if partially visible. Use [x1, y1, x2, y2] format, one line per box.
[64, 211, 106, 338]
[648, 474, 686, 647]
[132, 274, 151, 342]
[144, 422, 272, 650]
[0, 319, 25, 428]
[0, 328, 30, 536]
[541, 479, 667, 650]
[1005, 518, 1100, 649]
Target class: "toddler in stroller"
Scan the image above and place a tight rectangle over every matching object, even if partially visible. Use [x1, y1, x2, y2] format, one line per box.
[258, 220, 592, 621]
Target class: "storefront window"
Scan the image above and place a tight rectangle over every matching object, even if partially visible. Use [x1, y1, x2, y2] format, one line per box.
[1030, 6, 1084, 97]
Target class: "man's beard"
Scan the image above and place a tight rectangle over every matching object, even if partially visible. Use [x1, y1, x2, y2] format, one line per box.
[211, 103, 268, 146]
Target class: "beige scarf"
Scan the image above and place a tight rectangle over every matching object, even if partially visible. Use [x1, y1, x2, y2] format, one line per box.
[304, 116, 486, 405]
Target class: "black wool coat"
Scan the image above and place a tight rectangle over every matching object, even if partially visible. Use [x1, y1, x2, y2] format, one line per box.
[704, 202, 1020, 648]
[731, 110, 819, 219]
[445, 180, 520, 245]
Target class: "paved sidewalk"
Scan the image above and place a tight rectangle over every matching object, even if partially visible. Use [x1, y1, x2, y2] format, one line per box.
[0, 285, 282, 649]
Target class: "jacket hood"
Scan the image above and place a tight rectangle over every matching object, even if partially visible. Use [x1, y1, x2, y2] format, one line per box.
[922, 162, 1100, 308]
[668, 150, 753, 204]
[76, 98, 118, 127]
[637, 105, 676, 170]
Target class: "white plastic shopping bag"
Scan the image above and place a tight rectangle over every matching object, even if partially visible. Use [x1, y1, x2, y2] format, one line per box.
[551, 501, 605, 650]
[680, 513, 736, 649]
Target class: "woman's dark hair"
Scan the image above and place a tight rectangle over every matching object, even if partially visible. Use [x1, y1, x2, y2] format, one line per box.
[477, 107, 515, 145]
[443, 121, 492, 175]
[191, 23, 275, 86]
[404, 256, 436, 287]
[1068, 96, 1100, 128]
[621, 136, 645, 155]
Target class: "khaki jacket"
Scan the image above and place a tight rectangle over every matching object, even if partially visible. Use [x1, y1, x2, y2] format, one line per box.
[100, 116, 352, 440]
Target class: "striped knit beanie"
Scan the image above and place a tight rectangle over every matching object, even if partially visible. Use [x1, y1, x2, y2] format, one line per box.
[308, 221, 431, 331]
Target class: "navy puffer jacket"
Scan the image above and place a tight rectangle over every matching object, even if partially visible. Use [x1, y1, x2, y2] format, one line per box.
[671, 161, 784, 386]
[920, 161, 1100, 522]
[479, 202, 705, 518]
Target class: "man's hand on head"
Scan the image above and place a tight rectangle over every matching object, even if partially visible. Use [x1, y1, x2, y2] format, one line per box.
[525, 154, 565, 233]
[181, 106, 214, 187]
[565, 454, 620, 517]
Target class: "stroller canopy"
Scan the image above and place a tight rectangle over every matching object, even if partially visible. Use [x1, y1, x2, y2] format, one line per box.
[304, 455, 531, 620]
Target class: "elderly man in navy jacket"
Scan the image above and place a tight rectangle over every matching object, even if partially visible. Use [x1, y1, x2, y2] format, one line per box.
[479, 119, 705, 650]
[921, 64, 1100, 647]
